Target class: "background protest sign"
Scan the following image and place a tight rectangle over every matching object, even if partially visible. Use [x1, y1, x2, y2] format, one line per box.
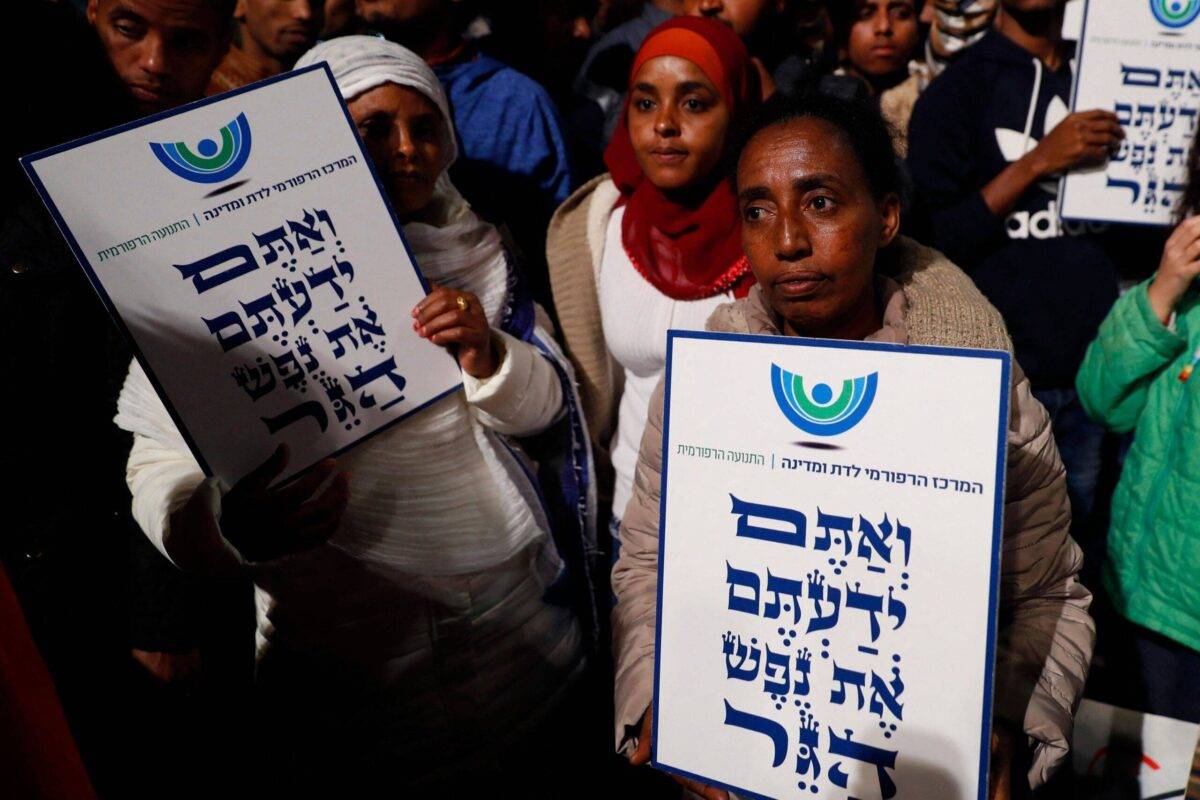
[1060, 0, 1200, 225]
[653, 332, 1010, 800]
[21, 65, 461, 486]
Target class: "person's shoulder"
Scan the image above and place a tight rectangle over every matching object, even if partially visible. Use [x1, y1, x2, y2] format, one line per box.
[550, 175, 619, 243]
[888, 237, 1013, 352]
[587, 10, 658, 60]
[453, 53, 556, 106]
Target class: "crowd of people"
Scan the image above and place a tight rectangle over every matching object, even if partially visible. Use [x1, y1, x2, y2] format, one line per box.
[2, 0, 1197, 797]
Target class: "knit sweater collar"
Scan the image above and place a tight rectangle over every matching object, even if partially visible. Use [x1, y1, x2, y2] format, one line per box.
[735, 276, 908, 344]
[704, 236, 1012, 354]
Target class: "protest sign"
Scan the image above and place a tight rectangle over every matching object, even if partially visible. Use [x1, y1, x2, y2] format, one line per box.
[1060, 0, 1200, 225]
[653, 332, 1010, 800]
[1072, 699, 1200, 799]
[21, 65, 461, 485]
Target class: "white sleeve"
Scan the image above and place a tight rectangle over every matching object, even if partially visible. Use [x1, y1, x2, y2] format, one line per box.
[464, 328, 564, 436]
[126, 433, 245, 574]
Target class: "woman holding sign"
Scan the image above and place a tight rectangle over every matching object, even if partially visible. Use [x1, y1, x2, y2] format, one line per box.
[612, 91, 1095, 798]
[117, 36, 603, 791]
[547, 16, 760, 564]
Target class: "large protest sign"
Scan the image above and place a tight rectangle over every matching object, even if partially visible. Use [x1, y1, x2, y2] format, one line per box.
[1060, 0, 1200, 225]
[653, 332, 1010, 800]
[21, 65, 461, 485]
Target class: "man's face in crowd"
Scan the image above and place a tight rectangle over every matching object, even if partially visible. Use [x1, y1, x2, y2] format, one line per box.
[846, 0, 919, 79]
[321, 0, 356, 37]
[687, 0, 785, 39]
[87, 0, 229, 114]
[354, 0, 444, 28]
[237, 0, 323, 62]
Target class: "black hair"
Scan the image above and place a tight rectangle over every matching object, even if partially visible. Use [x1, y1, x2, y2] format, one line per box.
[828, 0, 926, 51]
[727, 89, 907, 204]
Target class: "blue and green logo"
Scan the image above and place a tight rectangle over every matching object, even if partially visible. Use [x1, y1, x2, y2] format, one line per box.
[771, 364, 878, 437]
[1152, 0, 1200, 28]
[149, 113, 252, 184]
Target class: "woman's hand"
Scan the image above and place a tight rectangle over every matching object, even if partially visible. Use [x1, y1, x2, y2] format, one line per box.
[219, 444, 350, 563]
[131, 648, 202, 685]
[630, 706, 729, 800]
[412, 283, 499, 379]
[988, 722, 1015, 800]
[1148, 215, 1200, 323]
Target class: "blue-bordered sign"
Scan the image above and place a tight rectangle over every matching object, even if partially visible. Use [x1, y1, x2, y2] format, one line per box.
[649, 330, 1010, 799]
[19, 65, 462, 486]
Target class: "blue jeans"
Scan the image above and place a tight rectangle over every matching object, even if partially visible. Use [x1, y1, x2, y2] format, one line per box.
[1132, 624, 1200, 722]
[1032, 387, 1104, 527]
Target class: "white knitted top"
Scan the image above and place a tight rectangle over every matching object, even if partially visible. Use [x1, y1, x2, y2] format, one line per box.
[597, 205, 733, 522]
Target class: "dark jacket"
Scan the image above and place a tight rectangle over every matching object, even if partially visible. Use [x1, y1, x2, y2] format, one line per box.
[907, 30, 1119, 391]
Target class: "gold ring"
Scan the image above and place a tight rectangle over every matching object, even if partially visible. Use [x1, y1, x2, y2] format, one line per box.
[455, 295, 469, 312]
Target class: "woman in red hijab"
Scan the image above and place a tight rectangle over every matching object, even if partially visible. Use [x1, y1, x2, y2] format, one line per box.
[547, 15, 759, 562]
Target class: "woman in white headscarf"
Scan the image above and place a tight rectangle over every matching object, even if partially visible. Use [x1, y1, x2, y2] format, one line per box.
[115, 36, 599, 790]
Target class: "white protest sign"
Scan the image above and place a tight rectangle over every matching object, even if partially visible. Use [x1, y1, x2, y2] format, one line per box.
[1072, 699, 1199, 798]
[21, 65, 461, 485]
[1060, 0, 1200, 225]
[653, 332, 1010, 800]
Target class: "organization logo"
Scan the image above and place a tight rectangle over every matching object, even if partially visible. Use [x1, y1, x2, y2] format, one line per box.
[1152, 0, 1200, 28]
[771, 364, 878, 437]
[149, 112, 252, 184]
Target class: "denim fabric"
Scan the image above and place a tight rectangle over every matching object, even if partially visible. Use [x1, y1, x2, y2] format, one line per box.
[1033, 387, 1104, 524]
[1132, 623, 1200, 723]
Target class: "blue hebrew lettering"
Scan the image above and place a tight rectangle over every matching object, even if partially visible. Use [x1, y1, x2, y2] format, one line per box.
[346, 356, 407, 412]
[846, 582, 885, 643]
[730, 494, 807, 547]
[856, 514, 893, 565]
[830, 661, 867, 710]
[763, 570, 804, 624]
[722, 632, 762, 681]
[815, 508, 854, 555]
[273, 277, 313, 324]
[174, 244, 258, 294]
[723, 700, 788, 768]
[762, 645, 791, 695]
[260, 401, 329, 435]
[806, 570, 841, 634]
[203, 310, 251, 352]
[254, 226, 294, 265]
[795, 708, 822, 780]
[869, 666, 905, 723]
[793, 647, 813, 696]
[829, 728, 898, 800]
[726, 562, 760, 615]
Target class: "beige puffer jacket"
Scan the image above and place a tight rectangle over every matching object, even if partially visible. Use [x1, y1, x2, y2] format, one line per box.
[611, 237, 1095, 788]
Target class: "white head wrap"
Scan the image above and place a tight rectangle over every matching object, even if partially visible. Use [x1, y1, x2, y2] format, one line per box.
[294, 35, 509, 327]
[294, 35, 457, 165]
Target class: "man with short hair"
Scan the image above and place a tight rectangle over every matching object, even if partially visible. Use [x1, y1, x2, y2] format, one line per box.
[208, 0, 325, 96]
[908, 0, 1128, 543]
[87, 0, 233, 113]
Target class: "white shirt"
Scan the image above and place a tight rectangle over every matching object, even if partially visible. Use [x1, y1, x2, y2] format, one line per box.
[597, 205, 733, 522]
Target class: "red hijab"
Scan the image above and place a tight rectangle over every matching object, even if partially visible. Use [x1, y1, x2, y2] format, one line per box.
[604, 16, 760, 301]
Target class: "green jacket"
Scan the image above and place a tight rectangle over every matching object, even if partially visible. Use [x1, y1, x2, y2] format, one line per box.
[1077, 280, 1200, 652]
